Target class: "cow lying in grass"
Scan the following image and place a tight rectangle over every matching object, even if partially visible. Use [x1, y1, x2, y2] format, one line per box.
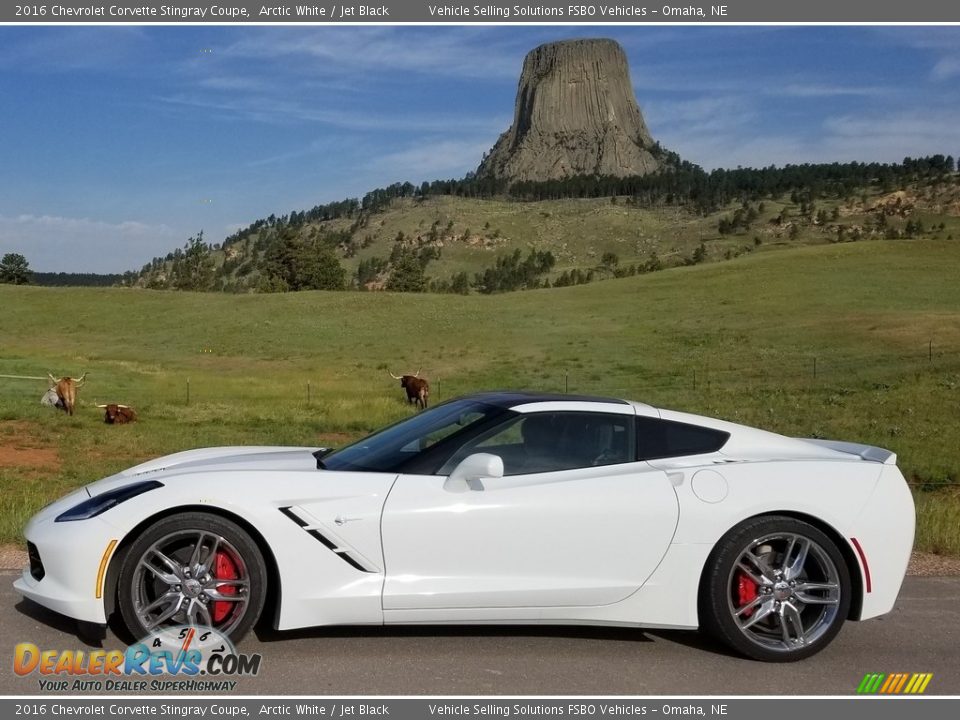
[97, 404, 137, 424]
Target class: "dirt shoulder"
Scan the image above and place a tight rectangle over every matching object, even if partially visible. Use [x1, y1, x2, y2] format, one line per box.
[907, 551, 960, 576]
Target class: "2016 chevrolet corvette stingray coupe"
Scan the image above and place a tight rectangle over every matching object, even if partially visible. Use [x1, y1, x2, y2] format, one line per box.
[16, 391, 914, 661]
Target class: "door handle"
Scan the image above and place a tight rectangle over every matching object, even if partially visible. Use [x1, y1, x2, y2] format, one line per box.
[334, 515, 361, 526]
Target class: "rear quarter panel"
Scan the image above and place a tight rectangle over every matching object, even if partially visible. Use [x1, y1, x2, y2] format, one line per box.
[848, 464, 915, 619]
[620, 457, 885, 629]
[669, 458, 884, 546]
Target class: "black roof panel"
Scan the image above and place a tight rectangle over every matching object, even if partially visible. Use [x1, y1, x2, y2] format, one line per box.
[457, 390, 630, 408]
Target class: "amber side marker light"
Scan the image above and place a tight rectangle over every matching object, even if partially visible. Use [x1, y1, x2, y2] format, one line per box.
[95, 539, 118, 599]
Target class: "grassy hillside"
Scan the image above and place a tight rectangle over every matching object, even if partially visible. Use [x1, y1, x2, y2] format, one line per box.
[136, 179, 960, 292]
[3, 238, 960, 551]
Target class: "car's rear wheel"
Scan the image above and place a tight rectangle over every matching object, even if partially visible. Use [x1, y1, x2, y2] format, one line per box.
[700, 515, 851, 662]
[116, 512, 266, 643]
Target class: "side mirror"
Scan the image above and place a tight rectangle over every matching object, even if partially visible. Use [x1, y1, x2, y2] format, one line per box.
[444, 453, 504, 493]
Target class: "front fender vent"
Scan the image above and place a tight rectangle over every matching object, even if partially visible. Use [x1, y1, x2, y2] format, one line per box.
[278, 506, 377, 573]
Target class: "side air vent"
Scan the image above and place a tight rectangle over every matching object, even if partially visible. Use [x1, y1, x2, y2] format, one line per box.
[278, 506, 377, 573]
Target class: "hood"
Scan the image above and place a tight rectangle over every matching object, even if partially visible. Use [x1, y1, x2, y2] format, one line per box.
[86, 446, 321, 496]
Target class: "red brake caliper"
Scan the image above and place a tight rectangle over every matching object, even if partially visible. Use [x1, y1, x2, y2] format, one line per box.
[212, 551, 238, 624]
[737, 571, 758, 617]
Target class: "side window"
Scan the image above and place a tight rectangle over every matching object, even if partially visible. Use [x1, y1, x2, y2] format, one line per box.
[440, 412, 636, 476]
[636, 417, 730, 460]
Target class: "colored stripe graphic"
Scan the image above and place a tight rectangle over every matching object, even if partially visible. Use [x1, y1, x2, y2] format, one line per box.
[857, 673, 884, 693]
[880, 674, 896, 693]
[857, 673, 932, 694]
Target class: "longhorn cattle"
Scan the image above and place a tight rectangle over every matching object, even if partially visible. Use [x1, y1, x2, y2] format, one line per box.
[389, 369, 430, 410]
[97, 404, 137, 424]
[48, 373, 87, 416]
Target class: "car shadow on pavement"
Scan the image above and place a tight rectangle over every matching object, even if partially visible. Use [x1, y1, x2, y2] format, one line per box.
[255, 623, 655, 643]
[15, 595, 741, 661]
[646, 629, 744, 660]
[253, 622, 744, 660]
[14, 598, 109, 648]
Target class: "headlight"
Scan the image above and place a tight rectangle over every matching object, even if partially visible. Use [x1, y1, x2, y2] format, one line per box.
[55, 481, 164, 522]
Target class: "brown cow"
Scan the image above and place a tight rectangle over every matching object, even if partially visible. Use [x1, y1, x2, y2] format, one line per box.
[97, 404, 137, 424]
[389, 368, 430, 410]
[47, 373, 87, 416]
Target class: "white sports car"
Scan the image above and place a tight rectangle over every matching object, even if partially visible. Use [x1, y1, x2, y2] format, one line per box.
[16, 391, 914, 662]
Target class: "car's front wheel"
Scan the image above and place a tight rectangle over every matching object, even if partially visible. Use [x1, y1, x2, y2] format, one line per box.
[700, 515, 851, 662]
[116, 512, 267, 643]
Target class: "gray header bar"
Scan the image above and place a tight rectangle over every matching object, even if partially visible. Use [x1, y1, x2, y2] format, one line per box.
[1, 699, 959, 718]
[3, 0, 960, 24]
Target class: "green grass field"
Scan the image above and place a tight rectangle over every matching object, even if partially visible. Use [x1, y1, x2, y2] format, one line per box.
[2, 237, 959, 552]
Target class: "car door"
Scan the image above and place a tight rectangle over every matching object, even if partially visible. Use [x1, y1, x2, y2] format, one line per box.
[380, 409, 680, 611]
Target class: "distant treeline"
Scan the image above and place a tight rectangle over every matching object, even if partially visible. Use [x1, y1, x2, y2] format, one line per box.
[32, 272, 127, 287]
[510, 154, 957, 208]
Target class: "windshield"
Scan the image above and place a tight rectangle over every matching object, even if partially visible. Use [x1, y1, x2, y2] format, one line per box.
[321, 399, 512, 473]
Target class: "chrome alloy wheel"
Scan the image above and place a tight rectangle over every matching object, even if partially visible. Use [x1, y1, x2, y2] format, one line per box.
[130, 530, 251, 634]
[728, 532, 842, 653]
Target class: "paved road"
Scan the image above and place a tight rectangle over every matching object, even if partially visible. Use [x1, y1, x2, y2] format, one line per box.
[2, 572, 957, 696]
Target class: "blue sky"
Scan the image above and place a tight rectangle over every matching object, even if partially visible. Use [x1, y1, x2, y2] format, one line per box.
[1, 26, 959, 273]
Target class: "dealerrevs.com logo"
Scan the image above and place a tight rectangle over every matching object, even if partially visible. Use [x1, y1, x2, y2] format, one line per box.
[14, 626, 261, 692]
[857, 673, 934, 694]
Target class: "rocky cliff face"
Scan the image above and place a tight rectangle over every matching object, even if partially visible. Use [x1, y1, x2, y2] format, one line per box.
[477, 39, 662, 184]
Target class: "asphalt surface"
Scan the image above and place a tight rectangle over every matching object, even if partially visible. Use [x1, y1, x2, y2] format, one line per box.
[2, 571, 957, 696]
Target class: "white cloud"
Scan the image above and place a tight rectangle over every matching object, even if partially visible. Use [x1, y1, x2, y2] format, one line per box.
[0, 28, 148, 73]
[778, 83, 887, 98]
[213, 27, 526, 81]
[868, 27, 960, 83]
[655, 108, 960, 170]
[818, 111, 960, 160]
[157, 92, 507, 134]
[646, 96, 757, 135]
[932, 57, 960, 81]
[0, 214, 182, 273]
[365, 138, 498, 183]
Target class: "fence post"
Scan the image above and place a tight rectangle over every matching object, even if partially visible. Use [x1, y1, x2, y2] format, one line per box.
[929, 339, 933, 362]
[307, 381, 311, 404]
[564, 372, 568, 393]
[813, 357, 817, 379]
[186, 378, 191, 406]
[693, 369, 697, 390]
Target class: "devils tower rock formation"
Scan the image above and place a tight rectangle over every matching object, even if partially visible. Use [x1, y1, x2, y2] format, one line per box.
[477, 39, 662, 183]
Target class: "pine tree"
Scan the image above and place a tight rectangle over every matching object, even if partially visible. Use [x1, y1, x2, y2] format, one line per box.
[0, 253, 32, 285]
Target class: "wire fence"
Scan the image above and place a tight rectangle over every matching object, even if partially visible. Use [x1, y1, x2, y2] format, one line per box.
[1, 342, 958, 490]
[523, 343, 960, 399]
[2, 341, 959, 406]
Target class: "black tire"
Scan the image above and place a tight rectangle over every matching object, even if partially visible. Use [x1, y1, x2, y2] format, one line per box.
[699, 515, 851, 662]
[117, 512, 267, 644]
